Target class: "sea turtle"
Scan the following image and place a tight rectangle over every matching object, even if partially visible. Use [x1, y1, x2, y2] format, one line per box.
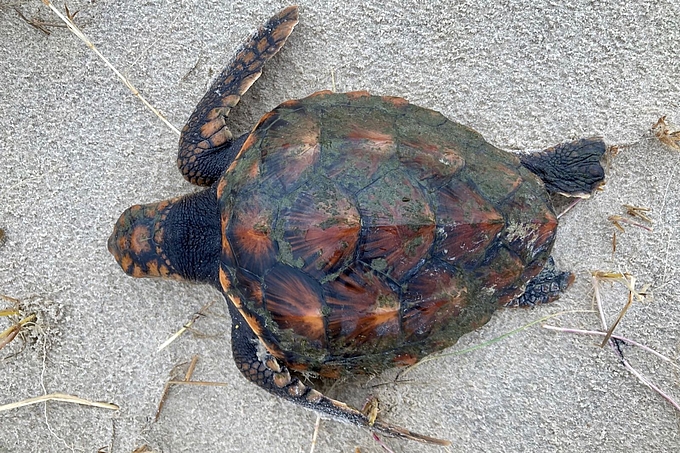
[108, 6, 605, 445]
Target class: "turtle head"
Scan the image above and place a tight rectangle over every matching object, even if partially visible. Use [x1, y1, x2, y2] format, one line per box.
[108, 187, 221, 285]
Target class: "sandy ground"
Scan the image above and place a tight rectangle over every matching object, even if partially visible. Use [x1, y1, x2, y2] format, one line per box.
[1, 1, 679, 452]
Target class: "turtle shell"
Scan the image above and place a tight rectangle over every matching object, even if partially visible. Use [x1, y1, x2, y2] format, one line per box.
[216, 91, 557, 377]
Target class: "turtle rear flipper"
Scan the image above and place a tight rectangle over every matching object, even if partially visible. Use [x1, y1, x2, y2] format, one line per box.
[507, 257, 575, 307]
[520, 137, 606, 197]
[227, 302, 451, 446]
[178, 6, 299, 186]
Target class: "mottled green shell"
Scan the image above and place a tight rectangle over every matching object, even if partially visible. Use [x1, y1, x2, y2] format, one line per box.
[216, 91, 557, 376]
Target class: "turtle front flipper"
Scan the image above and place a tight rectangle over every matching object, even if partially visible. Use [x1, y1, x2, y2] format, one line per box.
[227, 301, 451, 446]
[178, 6, 299, 186]
[519, 137, 606, 197]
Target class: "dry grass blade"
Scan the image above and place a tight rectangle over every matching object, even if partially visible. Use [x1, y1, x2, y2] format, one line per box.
[590, 271, 650, 347]
[0, 308, 20, 317]
[165, 380, 228, 386]
[131, 445, 154, 453]
[552, 272, 680, 413]
[15, 6, 64, 35]
[41, 0, 180, 136]
[623, 205, 653, 224]
[0, 314, 36, 351]
[371, 433, 396, 453]
[607, 215, 653, 232]
[0, 294, 20, 304]
[0, 392, 118, 412]
[557, 198, 582, 219]
[541, 326, 680, 372]
[0, 325, 20, 350]
[155, 355, 228, 421]
[157, 301, 215, 351]
[309, 415, 321, 453]
[652, 116, 680, 150]
[600, 274, 635, 347]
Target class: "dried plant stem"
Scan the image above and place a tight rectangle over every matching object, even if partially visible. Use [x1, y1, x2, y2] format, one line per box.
[41, 0, 181, 136]
[309, 415, 321, 453]
[542, 326, 680, 372]
[0, 393, 118, 412]
[165, 380, 229, 386]
[157, 300, 215, 352]
[552, 273, 680, 413]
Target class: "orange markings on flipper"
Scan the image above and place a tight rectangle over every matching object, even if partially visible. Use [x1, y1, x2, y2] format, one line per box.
[178, 6, 299, 184]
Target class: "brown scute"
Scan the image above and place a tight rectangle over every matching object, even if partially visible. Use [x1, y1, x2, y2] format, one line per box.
[325, 264, 401, 351]
[120, 254, 133, 273]
[258, 110, 321, 191]
[227, 194, 277, 275]
[265, 357, 281, 373]
[287, 381, 307, 397]
[334, 309, 400, 350]
[474, 246, 525, 293]
[398, 140, 465, 188]
[234, 267, 265, 309]
[216, 177, 228, 199]
[307, 90, 333, 99]
[198, 116, 232, 148]
[255, 109, 281, 130]
[234, 72, 262, 98]
[146, 260, 159, 276]
[277, 98, 302, 109]
[346, 90, 371, 99]
[159, 264, 171, 278]
[402, 261, 468, 340]
[305, 389, 325, 403]
[213, 91, 563, 374]
[273, 369, 292, 388]
[264, 265, 327, 347]
[269, 5, 299, 42]
[347, 127, 393, 144]
[361, 224, 435, 281]
[357, 172, 435, 281]
[282, 186, 360, 278]
[240, 50, 256, 66]
[381, 95, 409, 108]
[220, 94, 241, 109]
[220, 233, 236, 269]
[131, 264, 145, 278]
[434, 180, 505, 266]
[501, 182, 558, 264]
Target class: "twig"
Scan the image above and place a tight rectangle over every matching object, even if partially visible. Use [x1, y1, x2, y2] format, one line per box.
[309, 415, 321, 453]
[157, 300, 215, 352]
[165, 380, 229, 386]
[0, 393, 118, 412]
[541, 326, 680, 372]
[574, 272, 680, 413]
[41, 0, 180, 136]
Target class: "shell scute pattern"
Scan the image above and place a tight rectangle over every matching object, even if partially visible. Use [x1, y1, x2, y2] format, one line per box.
[217, 92, 555, 373]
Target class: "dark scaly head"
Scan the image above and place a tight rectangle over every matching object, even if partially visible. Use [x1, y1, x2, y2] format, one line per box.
[108, 187, 221, 284]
